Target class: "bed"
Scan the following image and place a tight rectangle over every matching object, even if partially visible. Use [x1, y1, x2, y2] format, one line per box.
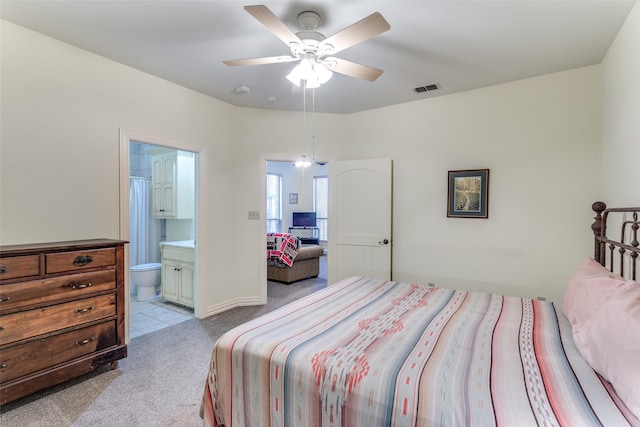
[202, 202, 639, 426]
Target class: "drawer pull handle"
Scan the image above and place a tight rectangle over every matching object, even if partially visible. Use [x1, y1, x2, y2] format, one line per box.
[67, 282, 92, 290]
[74, 306, 94, 314]
[0, 326, 4, 331]
[73, 255, 93, 266]
[0, 265, 6, 274]
[0, 296, 10, 303]
[75, 337, 95, 346]
[0, 363, 6, 369]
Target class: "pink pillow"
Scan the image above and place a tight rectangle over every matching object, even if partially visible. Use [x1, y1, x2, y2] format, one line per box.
[573, 280, 640, 419]
[562, 257, 628, 330]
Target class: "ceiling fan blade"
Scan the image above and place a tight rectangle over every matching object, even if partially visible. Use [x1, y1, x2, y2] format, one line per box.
[326, 57, 384, 82]
[320, 12, 390, 55]
[244, 5, 303, 47]
[223, 56, 298, 66]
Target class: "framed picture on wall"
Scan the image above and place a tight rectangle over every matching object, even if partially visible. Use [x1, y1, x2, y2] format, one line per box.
[289, 193, 298, 204]
[447, 169, 490, 218]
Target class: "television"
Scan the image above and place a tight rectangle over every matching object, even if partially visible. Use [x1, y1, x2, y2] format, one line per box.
[292, 212, 317, 227]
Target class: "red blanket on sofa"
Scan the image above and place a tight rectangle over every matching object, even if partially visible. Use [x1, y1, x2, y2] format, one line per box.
[266, 233, 299, 267]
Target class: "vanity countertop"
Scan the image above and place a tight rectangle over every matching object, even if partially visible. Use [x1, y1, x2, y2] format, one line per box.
[160, 240, 195, 249]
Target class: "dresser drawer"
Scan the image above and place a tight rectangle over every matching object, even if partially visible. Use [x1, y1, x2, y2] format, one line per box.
[0, 255, 41, 281]
[0, 320, 117, 383]
[0, 294, 116, 345]
[0, 270, 116, 312]
[45, 248, 116, 274]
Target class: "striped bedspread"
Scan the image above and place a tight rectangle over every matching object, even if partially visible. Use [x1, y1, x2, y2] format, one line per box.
[202, 277, 639, 427]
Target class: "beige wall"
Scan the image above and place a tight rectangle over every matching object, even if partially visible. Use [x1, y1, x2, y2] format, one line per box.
[343, 67, 602, 303]
[1, 8, 637, 311]
[0, 20, 241, 314]
[601, 1, 640, 207]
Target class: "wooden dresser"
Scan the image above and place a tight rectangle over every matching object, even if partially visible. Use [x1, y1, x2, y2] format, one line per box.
[0, 239, 127, 405]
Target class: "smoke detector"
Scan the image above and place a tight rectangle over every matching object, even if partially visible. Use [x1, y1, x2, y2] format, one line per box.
[235, 84, 251, 94]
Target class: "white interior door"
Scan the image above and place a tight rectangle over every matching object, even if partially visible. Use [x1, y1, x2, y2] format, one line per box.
[328, 159, 392, 284]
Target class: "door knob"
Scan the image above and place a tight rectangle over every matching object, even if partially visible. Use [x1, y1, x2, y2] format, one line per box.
[379, 239, 389, 245]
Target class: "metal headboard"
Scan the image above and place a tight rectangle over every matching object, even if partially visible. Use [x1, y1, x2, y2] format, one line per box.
[592, 201, 640, 280]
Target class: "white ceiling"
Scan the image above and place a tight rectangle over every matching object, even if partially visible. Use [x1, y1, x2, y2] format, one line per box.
[1, 0, 635, 114]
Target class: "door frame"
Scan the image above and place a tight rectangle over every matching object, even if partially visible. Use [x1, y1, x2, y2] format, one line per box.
[119, 129, 208, 342]
[260, 153, 332, 299]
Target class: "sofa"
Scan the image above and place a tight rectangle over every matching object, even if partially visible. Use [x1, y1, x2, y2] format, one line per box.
[267, 246, 324, 284]
[267, 245, 324, 284]
[267, 233, 324, 284]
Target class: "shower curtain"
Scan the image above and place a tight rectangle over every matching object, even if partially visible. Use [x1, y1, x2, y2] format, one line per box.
[129, 177, 162, 267]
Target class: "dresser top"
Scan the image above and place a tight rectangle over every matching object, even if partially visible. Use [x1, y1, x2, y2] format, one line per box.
[0, 238, 128, 256]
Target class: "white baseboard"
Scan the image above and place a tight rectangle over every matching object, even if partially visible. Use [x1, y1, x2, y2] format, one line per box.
[200, 296, 263, 318]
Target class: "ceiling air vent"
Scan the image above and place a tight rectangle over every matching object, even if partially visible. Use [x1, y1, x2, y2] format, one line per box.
[414, 83, 440, 93]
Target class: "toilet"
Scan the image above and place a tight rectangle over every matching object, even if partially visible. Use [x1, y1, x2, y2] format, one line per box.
[130, 263, 162, 301]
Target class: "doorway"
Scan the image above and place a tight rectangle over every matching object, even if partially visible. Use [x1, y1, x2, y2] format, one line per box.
[266, 160, 328, 247]
[261, 154, 330, 298]
[128, 142, 195, 338]
[120, 130, 207, 343]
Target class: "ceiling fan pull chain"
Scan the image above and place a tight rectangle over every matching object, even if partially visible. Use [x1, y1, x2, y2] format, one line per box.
[312, 88, 316, 162]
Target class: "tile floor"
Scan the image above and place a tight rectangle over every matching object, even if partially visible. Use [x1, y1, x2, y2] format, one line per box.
[129, 298, 193, 339]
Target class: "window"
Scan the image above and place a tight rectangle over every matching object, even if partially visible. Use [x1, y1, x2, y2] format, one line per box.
[266, 173, 282, 233]
[313, 175, 328, 241]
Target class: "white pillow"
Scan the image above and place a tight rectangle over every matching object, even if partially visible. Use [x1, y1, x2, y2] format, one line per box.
[562, 257, 627, 330]
[572, 279, 640, 419]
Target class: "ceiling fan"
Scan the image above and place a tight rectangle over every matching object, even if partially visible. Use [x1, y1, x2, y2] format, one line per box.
[223, 5, 391, 88]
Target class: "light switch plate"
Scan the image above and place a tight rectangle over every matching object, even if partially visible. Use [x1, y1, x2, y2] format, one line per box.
[248, 211, 260, 220]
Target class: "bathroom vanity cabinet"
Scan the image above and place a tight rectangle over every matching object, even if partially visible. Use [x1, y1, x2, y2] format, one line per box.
[0, 239, 128, 405]
[151, 150, 195, 219]
[160, 241, 194, 308]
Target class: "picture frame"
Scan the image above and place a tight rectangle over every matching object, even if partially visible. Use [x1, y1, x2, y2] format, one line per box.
[447, 169, 490, 218]
[289, 193, 298, 204]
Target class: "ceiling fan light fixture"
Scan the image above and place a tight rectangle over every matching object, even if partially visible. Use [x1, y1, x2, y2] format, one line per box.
[315, 62, 332, 84]
[286, 62, 304, 86]
[286, 57, 333, 88]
